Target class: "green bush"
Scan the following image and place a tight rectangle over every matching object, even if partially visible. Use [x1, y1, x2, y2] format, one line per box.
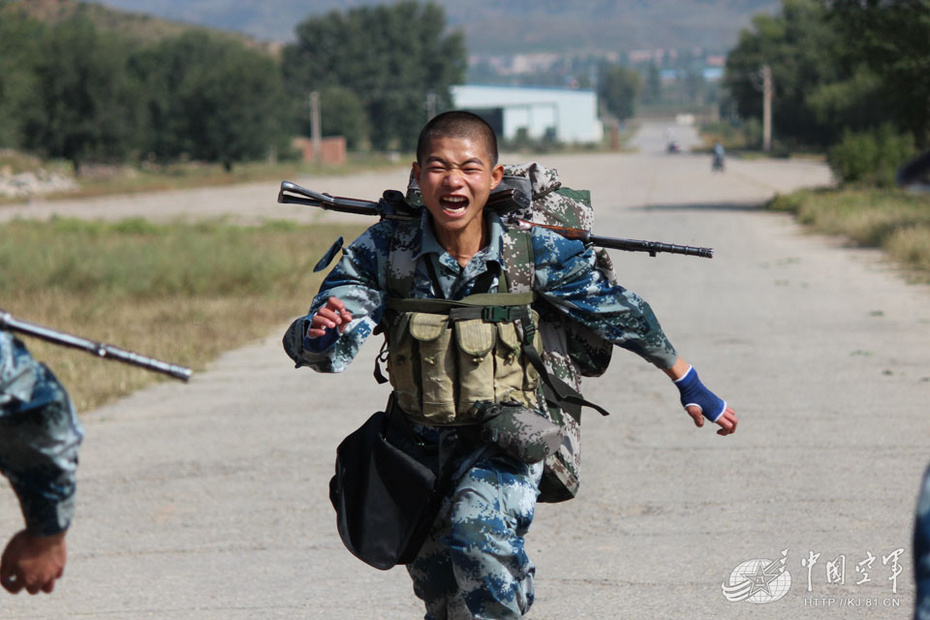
[828, 125, 916, 188]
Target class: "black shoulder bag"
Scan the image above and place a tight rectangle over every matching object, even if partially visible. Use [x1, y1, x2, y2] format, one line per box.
[329, 398, 454, 570]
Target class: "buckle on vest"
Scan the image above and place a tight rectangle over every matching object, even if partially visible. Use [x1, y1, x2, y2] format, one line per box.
[482, 306, 512, 323]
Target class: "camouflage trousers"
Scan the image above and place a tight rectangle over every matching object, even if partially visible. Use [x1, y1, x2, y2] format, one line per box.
[406, 444, 543, 620]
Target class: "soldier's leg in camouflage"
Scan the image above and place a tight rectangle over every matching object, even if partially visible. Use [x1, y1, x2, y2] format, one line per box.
[407, 452, 542, 619]
[450, 454, 542, 619]
[407, 506, 457, 620]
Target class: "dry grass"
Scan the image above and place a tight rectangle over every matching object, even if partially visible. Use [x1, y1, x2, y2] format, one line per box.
[1, 218, 365, 412]
[768, 187, 930, 282]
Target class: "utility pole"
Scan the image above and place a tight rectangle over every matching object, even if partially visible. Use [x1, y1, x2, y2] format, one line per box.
[761, 64, 772, 153]
[426, 92, 438, 121]
[310, 91, 322, 165]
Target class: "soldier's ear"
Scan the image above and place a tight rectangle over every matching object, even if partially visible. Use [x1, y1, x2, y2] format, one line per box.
[412, 161, 421, 184]
[490, 164, 504, 190]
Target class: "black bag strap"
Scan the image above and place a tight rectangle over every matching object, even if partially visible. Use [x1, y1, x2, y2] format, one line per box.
[516, 314, 610, 417]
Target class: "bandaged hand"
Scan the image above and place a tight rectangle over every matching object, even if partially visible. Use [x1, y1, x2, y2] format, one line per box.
[674, 365, 726, 423]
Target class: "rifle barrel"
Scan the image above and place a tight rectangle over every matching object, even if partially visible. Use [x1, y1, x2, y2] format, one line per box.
[591, 234, 714, 258]
[0, 311, 193, 382]
[508, 218, 713, 259]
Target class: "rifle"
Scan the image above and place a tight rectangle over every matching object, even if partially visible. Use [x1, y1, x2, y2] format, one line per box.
[277, 180, 713, 259]
[0, 310, 193, 382]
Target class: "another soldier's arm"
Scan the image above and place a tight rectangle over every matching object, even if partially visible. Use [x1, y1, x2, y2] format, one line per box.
[1, 530, 67, 594]
[0, 334, 82, 594]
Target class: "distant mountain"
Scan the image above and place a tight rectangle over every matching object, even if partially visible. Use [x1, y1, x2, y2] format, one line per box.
[8, 0, 269, 50]
[81, 0, 779, 55]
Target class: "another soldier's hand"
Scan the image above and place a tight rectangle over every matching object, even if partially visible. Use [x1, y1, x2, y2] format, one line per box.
[308, 297, 353, 338]
[0, 530, 67, 595]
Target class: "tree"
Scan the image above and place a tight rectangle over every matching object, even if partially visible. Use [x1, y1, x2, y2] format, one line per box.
[824, 0, 930, 148]
[131, 32, 290, 170]
[18, 16, 142, 173]
[282, 1, 466, 151]
[643, 62, 661, 104]
[319, 86, 369, 150]
[0, 6, 44, 148]
[598, 65, 641, 121]
[724, 0, 842, 148]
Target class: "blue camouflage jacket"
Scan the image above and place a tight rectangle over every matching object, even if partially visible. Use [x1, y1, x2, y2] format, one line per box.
[288, 211, 678, 374]
[0, 331, 83, 536]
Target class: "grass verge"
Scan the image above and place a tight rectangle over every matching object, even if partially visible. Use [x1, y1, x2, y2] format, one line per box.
[768, 187, 930, 281]
[1, 217, 366, 412]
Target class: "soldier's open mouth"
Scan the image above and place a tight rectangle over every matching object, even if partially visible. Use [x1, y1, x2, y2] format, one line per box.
[440, 196, 468, 214]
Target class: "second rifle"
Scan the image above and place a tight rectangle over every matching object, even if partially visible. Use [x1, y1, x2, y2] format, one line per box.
[1, 310, 193, 382]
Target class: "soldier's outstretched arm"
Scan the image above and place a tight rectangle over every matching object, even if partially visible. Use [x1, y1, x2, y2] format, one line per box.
[664, 357, 738, 436]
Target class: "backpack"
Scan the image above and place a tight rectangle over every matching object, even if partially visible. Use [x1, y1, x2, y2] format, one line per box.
[399, 162, 616, 503]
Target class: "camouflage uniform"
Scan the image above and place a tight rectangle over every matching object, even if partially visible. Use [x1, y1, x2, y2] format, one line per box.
[915, 463, 930, 620]
[287, 209, 678, 619]
[0, 331, 83, 536]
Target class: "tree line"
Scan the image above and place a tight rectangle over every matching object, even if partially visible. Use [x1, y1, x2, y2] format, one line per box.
[724, 0, 929, 185]
[0, 1, 464, 174]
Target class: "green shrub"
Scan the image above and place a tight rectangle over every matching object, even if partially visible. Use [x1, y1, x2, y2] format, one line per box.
[828, 125, 916, 188]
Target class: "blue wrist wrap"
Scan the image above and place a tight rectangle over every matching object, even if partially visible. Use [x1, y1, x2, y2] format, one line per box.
[674, 366, 726, 422]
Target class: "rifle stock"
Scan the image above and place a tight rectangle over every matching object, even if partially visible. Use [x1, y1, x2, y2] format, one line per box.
[1, 310, 193, 382]
[278, 181, 417, 220]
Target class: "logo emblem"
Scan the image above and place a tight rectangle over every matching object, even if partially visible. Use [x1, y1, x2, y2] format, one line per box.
[722, 549, 792, 604]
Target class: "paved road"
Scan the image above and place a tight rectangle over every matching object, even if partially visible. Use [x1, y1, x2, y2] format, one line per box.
[3, 121, 928, 619]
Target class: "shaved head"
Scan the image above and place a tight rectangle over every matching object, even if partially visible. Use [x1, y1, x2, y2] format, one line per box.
[416, 111, 499, 166]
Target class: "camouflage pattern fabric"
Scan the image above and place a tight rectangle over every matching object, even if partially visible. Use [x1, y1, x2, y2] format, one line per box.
[471, 400, 563, 465]
[916, 462, 930, 620]
[496, 162, 615, 380]
[492, 164, 625, 502]
[0, 331, 83, 536]
[286, 210, 677, 376]
[285, 206, 679, 505]
[406, 446, 542, 620]
[286, 183, 679, 618]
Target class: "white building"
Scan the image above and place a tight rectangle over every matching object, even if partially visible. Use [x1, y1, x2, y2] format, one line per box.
[450, 85, 603, 145]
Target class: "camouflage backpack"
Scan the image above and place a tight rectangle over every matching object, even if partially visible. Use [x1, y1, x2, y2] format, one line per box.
[403, 162, 616, 503]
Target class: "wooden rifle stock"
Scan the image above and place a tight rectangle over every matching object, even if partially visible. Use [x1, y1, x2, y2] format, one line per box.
[507, 218, 714, 259]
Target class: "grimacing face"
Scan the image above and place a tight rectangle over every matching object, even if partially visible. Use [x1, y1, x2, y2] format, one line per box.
[413, 135, 503, 245]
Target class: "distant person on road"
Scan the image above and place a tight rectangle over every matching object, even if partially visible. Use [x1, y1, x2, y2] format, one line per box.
[0, 330, 82, 595]
[285, 111, 738, 618]
[712, 141, 726, 172]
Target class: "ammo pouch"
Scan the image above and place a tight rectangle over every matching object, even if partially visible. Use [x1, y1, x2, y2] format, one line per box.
[381, 293, 542, 426]
[470, 400, 563, 464]
[379, 292, 609, 505]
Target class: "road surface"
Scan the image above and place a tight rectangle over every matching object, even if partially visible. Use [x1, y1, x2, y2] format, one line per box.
[3, 121, 928, 619]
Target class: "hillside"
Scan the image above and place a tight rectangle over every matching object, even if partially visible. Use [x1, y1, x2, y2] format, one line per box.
[79, 0, 779, 55]
[4, 0, 275, 52]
